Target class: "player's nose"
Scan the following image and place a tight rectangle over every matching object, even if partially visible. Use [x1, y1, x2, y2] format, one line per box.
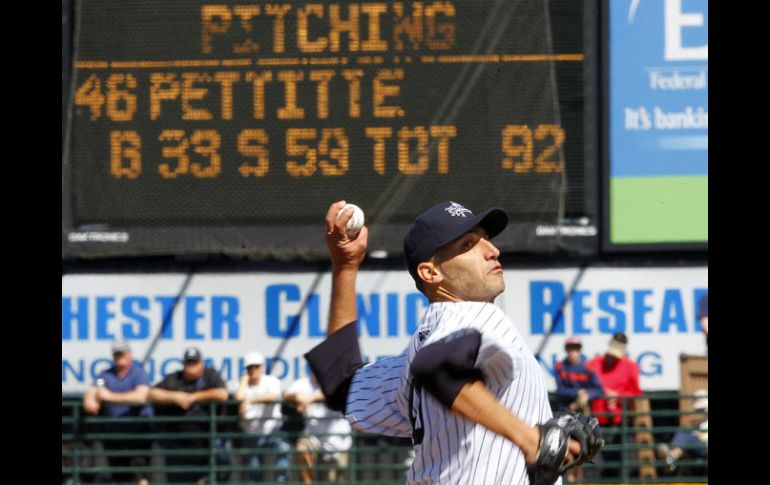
[481, 238, 501, 259]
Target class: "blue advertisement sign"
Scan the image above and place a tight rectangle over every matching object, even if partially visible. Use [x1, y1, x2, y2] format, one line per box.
[609, 0, 708, 244]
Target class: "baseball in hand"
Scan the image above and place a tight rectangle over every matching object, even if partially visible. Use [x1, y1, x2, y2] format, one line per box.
[336, 203, 365, 239]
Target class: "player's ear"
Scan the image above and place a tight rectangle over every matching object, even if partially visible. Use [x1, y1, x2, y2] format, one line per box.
[417, 261, 443, 286]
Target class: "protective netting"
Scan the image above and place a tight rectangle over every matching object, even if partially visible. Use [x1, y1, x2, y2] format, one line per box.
[62, 0, 596, 260]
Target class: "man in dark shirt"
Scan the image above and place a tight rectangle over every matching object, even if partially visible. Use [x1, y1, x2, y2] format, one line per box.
[149, 347, 228, 484]
[554, 337, 604, 483]
[554, 336, 604, 414]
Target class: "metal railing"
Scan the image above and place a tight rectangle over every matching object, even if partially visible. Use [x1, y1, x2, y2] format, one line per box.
[62, 393, 707, 484]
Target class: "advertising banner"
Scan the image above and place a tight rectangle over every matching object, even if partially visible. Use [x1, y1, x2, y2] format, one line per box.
[608, 0, 708, 245]
[63, 267, 707, 394]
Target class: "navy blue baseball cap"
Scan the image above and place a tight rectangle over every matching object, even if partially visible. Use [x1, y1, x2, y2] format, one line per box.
[183, 347, 203, 362]
[403, 201, 509, 287]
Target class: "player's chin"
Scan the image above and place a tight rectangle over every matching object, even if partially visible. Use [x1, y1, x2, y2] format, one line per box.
[486, 276, 505, 296]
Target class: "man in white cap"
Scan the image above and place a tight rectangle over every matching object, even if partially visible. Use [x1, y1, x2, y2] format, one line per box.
[236, 351, 290, 482]
[82, 339, 152, 484]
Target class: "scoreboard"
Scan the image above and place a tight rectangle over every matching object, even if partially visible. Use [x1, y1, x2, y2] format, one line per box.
[63, 0, 598, 259]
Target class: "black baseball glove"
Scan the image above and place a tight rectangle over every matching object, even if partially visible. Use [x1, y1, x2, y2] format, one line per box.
[529, 412, 604, 485]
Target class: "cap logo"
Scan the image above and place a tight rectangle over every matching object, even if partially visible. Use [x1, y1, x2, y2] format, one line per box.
[444, 202, 472, 217]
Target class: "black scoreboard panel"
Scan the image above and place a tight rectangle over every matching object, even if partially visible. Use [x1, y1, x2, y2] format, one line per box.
[63, 0, 597, 259]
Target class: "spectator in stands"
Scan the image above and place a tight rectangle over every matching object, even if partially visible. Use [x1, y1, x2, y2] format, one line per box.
[587, 332, 643, 477]
[658, 390, 708, 474]
[236, 351, 290, 483]
[587, 332, 642, 424]
[554, 336, 605, 415]
[82, 339, 152, 485]
[697, 292, 708, 349]
[554, 336, 605, 483]
[149, 347, 228, 484]
[285, 372, 352, 484]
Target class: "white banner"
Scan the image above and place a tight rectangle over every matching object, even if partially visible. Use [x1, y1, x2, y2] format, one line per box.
[62, 267, 707, 394]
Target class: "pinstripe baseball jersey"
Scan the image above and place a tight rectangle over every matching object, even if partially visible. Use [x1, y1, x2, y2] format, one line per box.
[396, 301, 559, 485]
[345, 353, 413, 438]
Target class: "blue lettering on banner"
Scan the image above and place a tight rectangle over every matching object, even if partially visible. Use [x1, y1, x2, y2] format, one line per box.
[529, 283, 707, 336]
[62, 359, 84, 382]
[660, 289, 687, 333]
[358, 294, 381, 337]
[638, 351, 662, 377]
[264, 284, 426, 339]
[307, 295, 323, 337]
[62, 297, 89, 340]
[62, 295, 241, 342]
[531, 281, 565, 335]
[122, 296, 150, 339]
[597, 290, 626, 334]
[266, 285, 301, 338]
[538, 351, 662, 378]
[633, 290, 654, 333]
[387, 293, 399, 337]
[572, 290, 592, 335]
[185, 296, 206, 340]
[211, 296, 240, 339]
[96, 297, 116, 340]
[62, 351, 410, 390]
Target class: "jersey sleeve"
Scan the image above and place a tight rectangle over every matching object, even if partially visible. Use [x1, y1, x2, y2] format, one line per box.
[304, 322, 366, 413]
[473, 307, 525, 386]
[344, 353, 412, 438]
[430, 304, 523, 386]
[410, 330, 484, 408]
[415, 304, 525, 398]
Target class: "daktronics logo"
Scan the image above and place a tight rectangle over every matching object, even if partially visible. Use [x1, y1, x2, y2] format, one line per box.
[68, 231, 129, 243]
[535, 225, 597, 237]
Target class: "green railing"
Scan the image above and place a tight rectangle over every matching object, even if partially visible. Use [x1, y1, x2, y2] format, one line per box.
[62, 393, 707, 484]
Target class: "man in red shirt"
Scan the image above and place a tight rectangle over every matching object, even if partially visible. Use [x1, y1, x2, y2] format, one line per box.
[587, 332, 642, 477]
[587, 332, 642, 424]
